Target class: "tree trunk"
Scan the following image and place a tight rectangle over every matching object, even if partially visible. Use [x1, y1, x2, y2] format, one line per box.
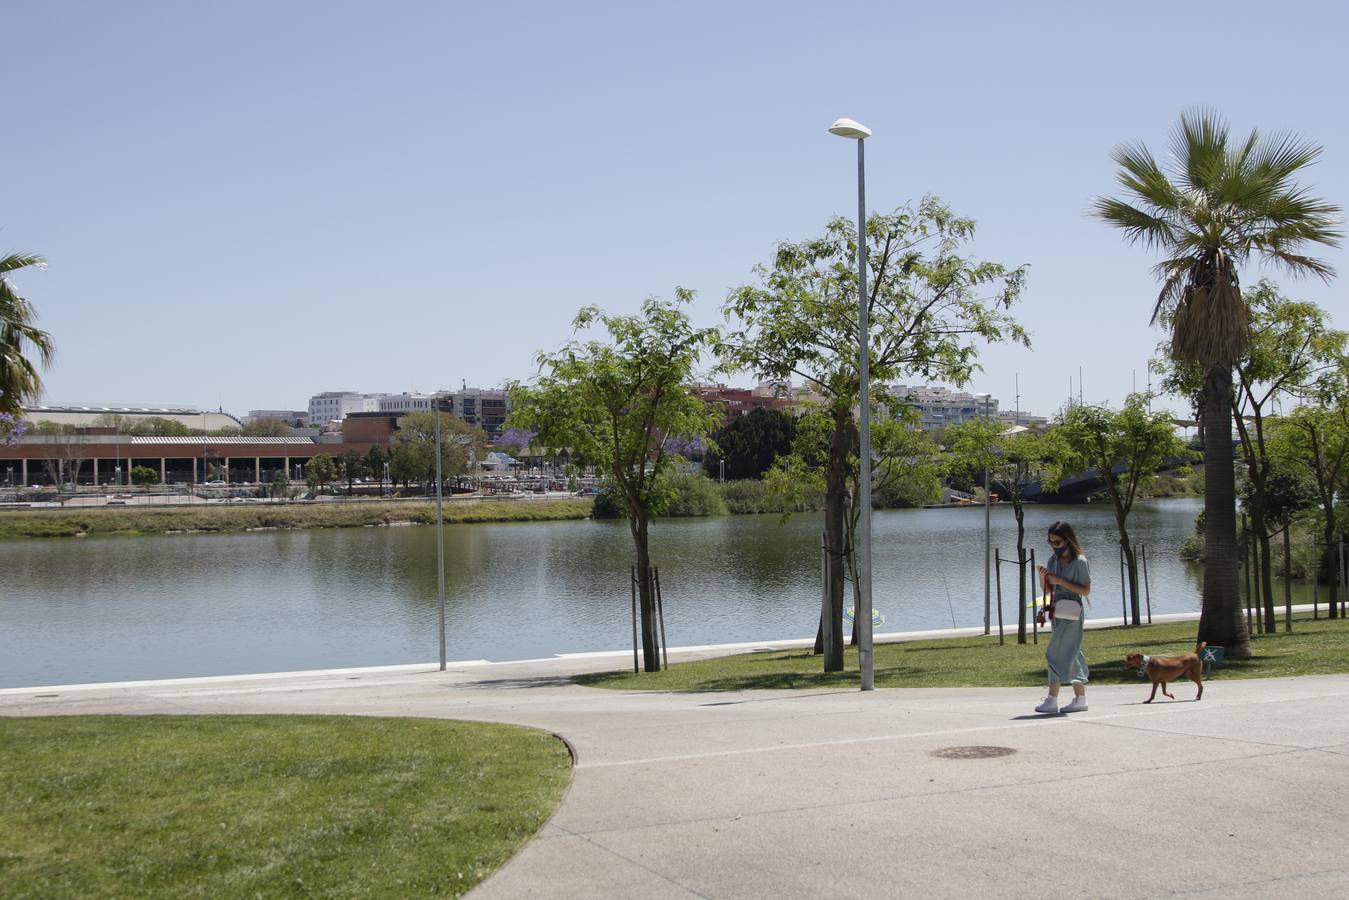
[1120, 527, 1140, 626]
[1014, 499, 1027, 644]
[1322, 518, 1339, 619]
[1257, 527, 1276, 634]
[630, 514, 661, 672]
[1196, 367, 1251, 657]
[821, 409, 852, 672]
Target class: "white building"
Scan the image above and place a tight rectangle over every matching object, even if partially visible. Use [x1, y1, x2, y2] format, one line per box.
[306, 392, 382, 424]
[376, 393, 443, 414]
[887, 385, 999, 430]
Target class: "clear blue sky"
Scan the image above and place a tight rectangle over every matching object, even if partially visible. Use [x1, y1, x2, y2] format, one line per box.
[6, 0, 1346, 421]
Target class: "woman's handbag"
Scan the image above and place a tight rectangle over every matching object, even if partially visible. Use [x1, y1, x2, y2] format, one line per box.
[1054, 597, 1083, 621]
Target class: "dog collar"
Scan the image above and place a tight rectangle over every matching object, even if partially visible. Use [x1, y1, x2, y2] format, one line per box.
[1141, 655, 1150, 666]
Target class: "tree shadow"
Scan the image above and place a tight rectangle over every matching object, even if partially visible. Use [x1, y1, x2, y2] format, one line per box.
[461, 674, 578, 690]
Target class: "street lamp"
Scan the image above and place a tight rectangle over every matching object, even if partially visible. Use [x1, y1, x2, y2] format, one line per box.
[976, 393, 992, 636]
[829, 116, 874, 691]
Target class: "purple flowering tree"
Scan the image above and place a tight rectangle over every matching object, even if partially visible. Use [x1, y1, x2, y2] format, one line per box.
[662, 434, 705, 460]
[495, 428, 537, 452]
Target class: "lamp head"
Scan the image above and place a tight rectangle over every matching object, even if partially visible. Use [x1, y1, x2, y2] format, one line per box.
[828, 118, 871, 139]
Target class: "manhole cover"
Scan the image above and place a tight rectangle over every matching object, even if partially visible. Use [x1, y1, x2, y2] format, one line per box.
[930, 745, 1017, 759]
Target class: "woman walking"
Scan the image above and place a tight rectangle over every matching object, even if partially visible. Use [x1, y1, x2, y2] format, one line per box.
[1034, 521, 1092, 714]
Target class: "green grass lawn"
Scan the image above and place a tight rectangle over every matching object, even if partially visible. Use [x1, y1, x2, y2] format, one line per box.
[0, 715, 571, 899]
[578, 614, 1349, 692]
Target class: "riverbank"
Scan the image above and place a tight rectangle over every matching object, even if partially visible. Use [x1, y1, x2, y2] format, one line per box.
[0, 497, 593, 539]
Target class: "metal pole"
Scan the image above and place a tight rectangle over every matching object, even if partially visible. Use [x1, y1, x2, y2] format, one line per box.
[1030, 547, 1038, 645]
[655, 566, 668, 670]
[995, 548, 1004, 645]
[1119, 544, 1127, 625]
[855, 135, 874, 692]
[435, 408, 446, 671]
[1141, 542, 1152, 624]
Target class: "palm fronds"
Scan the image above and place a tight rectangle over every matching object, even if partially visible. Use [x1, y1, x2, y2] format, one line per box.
[1093, 109, 1342, 369]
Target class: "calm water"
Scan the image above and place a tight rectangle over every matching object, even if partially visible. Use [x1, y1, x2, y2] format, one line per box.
[0, 499, 1234, 688]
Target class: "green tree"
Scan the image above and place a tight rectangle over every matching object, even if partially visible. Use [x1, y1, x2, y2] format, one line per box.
[129, 465, 159, 487]
[720, 198, 1027, 670]
[1270, 369, 1349, 617]
[1093, 109, 1342, 658]
[366, 445, 387, 495]
[393, 411, 487, 492]
[388, 443, 421, 490]
[339, 448, 367, 495]
[306, 453, 338, 493]
[1051, 394, 1192, 625]
[242, 418, 292, 437]
[765, 404, 939, 646]
[944, 420, 1061, 643]
[0, 252, 55, 417]
[702, 407, 797, 481]
[269, 470, 291, 499]
[132, 417, 192, 437]
[510, 292, 720, 672]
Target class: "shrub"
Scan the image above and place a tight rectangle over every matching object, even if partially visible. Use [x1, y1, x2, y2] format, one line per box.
[659, 471, 727, 517]
[719, 478, 825, 514]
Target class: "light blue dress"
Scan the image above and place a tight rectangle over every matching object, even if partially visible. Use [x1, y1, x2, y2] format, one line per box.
[1045, 554, 1090, 685]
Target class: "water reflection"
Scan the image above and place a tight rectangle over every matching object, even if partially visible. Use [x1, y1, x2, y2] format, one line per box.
[0, 499, 1229, 688]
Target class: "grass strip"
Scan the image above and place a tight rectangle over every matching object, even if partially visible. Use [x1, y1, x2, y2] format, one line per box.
[0, 498, 593, 539]
[0, 715, 571, 899]
[577, 614, 1349, 692]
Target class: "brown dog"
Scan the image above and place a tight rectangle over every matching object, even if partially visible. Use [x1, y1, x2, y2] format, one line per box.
[1125, 642, 1206, 703]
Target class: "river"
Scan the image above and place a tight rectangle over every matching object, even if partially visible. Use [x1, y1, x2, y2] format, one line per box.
[0, 499, 1244, 688]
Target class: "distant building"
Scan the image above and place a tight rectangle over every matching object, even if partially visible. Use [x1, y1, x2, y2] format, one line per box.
[451, 388, 510, 438]
[691, 383, 795, 424]
[376, 393, 441, 414]
[245, 409, 308, 427]
[22, 404, 241, 431]
[307, 391, 383, 425]
[886, 385, 999, 430]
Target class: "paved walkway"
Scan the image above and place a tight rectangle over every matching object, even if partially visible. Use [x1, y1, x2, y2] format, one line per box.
[4, 645, 1348, 899]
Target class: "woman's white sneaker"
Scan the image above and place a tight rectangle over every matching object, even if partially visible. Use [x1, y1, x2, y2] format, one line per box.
[1060, 696, 1088, 713]
[1034, 696, 1059, 714]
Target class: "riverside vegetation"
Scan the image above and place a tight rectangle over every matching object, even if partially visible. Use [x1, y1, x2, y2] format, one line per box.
[0, 498, 594, 539]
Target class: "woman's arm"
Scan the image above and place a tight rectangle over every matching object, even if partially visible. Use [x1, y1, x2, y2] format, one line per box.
[1046, 561, 1091, 596]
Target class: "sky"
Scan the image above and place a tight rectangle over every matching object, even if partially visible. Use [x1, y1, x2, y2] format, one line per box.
[6, 0, 1347, 422]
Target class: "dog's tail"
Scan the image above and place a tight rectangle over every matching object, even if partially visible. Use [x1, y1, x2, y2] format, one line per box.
[1196, 640, 1208, 654]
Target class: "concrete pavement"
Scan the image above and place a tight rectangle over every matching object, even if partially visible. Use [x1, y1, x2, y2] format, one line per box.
[3, 647, 1348, 899]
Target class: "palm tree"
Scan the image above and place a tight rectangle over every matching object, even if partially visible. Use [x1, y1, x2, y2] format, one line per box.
[1094, 109, 1342, 658]
[0, 252, 55, 417]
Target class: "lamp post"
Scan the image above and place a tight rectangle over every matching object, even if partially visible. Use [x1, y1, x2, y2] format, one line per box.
[977, 393, 992, 635]
[434, 407, 446, 671]
[829, 116, 874, 691]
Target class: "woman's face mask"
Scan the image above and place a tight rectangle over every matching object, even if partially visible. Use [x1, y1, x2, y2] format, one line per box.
[1052, 541, 1070, 558]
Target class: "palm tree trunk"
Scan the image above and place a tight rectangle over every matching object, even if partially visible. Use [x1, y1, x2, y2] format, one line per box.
[1197, 367, 1252, 657]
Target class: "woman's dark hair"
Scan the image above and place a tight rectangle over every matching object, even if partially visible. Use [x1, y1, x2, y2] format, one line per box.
[1047, 521, 1084, 560]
